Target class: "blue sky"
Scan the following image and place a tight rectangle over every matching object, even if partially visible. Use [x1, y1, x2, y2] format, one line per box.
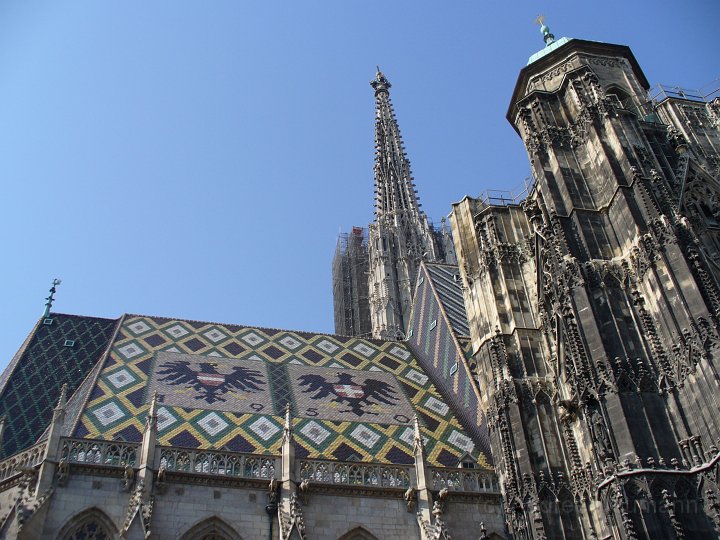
[0, 1, 716, 367]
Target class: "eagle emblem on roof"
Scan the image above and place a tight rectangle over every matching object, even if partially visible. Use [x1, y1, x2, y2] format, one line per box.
[156, 360, 265, 404]
[297, 372, 399, 417]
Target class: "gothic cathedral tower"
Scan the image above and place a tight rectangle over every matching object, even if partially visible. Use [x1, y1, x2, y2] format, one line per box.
[452, 28, 720, 539]
[333, 70, 456, 339]
[367, 70, 453, 340]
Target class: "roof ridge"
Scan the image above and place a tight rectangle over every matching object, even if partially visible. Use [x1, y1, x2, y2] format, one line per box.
[48, 312, 118, 323]
[121, 313, 400, 347]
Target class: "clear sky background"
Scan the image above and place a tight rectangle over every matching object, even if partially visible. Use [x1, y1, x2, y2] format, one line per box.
[0, 1, 716, 368]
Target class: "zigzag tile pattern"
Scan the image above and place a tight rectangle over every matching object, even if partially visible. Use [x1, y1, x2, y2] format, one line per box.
[424, 263, 470, 337]
[75, 315, 492, 468]
[407, 265, 492, 462]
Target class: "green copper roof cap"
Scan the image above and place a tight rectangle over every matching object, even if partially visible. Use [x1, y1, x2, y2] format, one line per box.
[527, 36, 572, 65]
[527, 16, 572, 65]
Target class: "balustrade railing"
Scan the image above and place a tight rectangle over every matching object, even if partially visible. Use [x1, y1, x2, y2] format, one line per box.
[298, 459, 411, 489]
[12, 437, 496, 495]
[60, 438, 138, 468]
[429, 467, 498, 493]
[157, 447, 276, 480]
[0, 441, 47, 482]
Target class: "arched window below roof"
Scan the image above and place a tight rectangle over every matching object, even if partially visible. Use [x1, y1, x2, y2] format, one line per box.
[57, 508, 117, 540]
[180, 516, 243, 540]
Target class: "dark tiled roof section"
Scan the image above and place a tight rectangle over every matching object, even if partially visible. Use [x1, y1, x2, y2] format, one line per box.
[0, 313, 118, 457]
[424, 263, 470, 337]
[0, 320, 40, 395]
[407, 270, 493, 464]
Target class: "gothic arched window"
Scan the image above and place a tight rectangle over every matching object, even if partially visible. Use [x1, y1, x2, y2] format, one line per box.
[180, 517, 242, 540]
[337, 526, 380, 540]
[57, 508, 117, 540]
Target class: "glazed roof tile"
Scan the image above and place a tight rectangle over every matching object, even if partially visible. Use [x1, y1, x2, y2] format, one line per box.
[72, 314, 492, 469]
[423, 263, 470, 337]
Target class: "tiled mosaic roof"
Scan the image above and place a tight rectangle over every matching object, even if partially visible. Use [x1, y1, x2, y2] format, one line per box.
[74, 315, 492, 469]
[0, 313, 117, 457]
[424, 263, 470, 337]
[407, 265, 491, 462]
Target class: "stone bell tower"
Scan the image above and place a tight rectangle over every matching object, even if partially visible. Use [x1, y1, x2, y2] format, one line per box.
[452, 23, 720, 539]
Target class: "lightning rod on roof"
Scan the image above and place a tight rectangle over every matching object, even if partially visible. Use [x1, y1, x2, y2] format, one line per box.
[43, 278, 62, 318]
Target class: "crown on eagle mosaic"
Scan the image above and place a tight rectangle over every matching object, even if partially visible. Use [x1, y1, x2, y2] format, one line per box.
[371, 67, 391, 95]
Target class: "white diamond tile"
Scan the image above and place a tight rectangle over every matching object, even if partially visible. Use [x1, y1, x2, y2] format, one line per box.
[204, 328, 228, 343]
[279, 336, 302, 350]
[92, 402, 125, 426]
[448, 430, 475, 453]
[368, 365, 382, 372]
[399, 427, 428, 448]
[241, 332, 265, 346]
[165, 324, 189, 338]
[249, 418, 280, 441]
[350, 425, 381, 448]
[406, 369, 429, 385]
[328, 362, 344, 368]
[198, 412, 229, 437]
[288, 358, 303, 365]
[399, 427, 415, 446]
[164, 346, 181, 353]
[207, 351, 222, 357]
[389, 345, 411, 360]
[118, 343, 143, 359]
[107, 369, 136, 389]
[300, 421, 331, 445]
[128, 321, 151, 335]
[352, 343, 376, 358]
[425, 397, 450, 416]
[316, 339, 339, 353]
[156, 407, 178, 431]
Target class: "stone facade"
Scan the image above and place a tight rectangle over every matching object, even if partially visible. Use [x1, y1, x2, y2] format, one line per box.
[0, 393, 502, 539]
[0, 315, 502, 539]
[451, 35, 720, 539]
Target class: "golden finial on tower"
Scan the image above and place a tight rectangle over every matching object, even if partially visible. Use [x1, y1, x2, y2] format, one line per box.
[535, 14, 555, 46]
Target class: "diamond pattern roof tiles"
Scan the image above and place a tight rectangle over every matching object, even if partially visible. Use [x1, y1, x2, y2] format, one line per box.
[70, 314, 492, 469]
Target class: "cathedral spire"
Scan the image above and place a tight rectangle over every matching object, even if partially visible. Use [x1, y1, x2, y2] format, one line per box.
[370, 70, 424, 221]
[366, 70, 444, 340]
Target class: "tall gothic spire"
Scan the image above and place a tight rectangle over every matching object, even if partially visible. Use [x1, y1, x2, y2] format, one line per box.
[370, 69, 424, 222]
[366, 70, 442, 340]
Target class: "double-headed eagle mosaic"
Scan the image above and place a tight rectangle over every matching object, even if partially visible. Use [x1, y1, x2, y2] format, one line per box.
[156, 360, 265, 404]
[297, 372, 399, 416]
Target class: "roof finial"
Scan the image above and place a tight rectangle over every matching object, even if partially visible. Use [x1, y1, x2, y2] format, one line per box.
[43, 278, 62, 318]
[535, 15, 555, 46]
[371, 68, 391, 96]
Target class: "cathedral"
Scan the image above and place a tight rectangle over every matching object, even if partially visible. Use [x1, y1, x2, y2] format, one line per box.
[0, 24, 719, 540]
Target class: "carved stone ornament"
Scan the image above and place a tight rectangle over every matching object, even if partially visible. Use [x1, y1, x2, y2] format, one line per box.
[267, 477, 278, 505]
[403, 486, 416, 512]
[121, 464, 135, 493]
[55, 458, 69, 487]
[298, 478, 310, 506]
[587, 405, 614, 460]
[279, 493, 307, 540]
